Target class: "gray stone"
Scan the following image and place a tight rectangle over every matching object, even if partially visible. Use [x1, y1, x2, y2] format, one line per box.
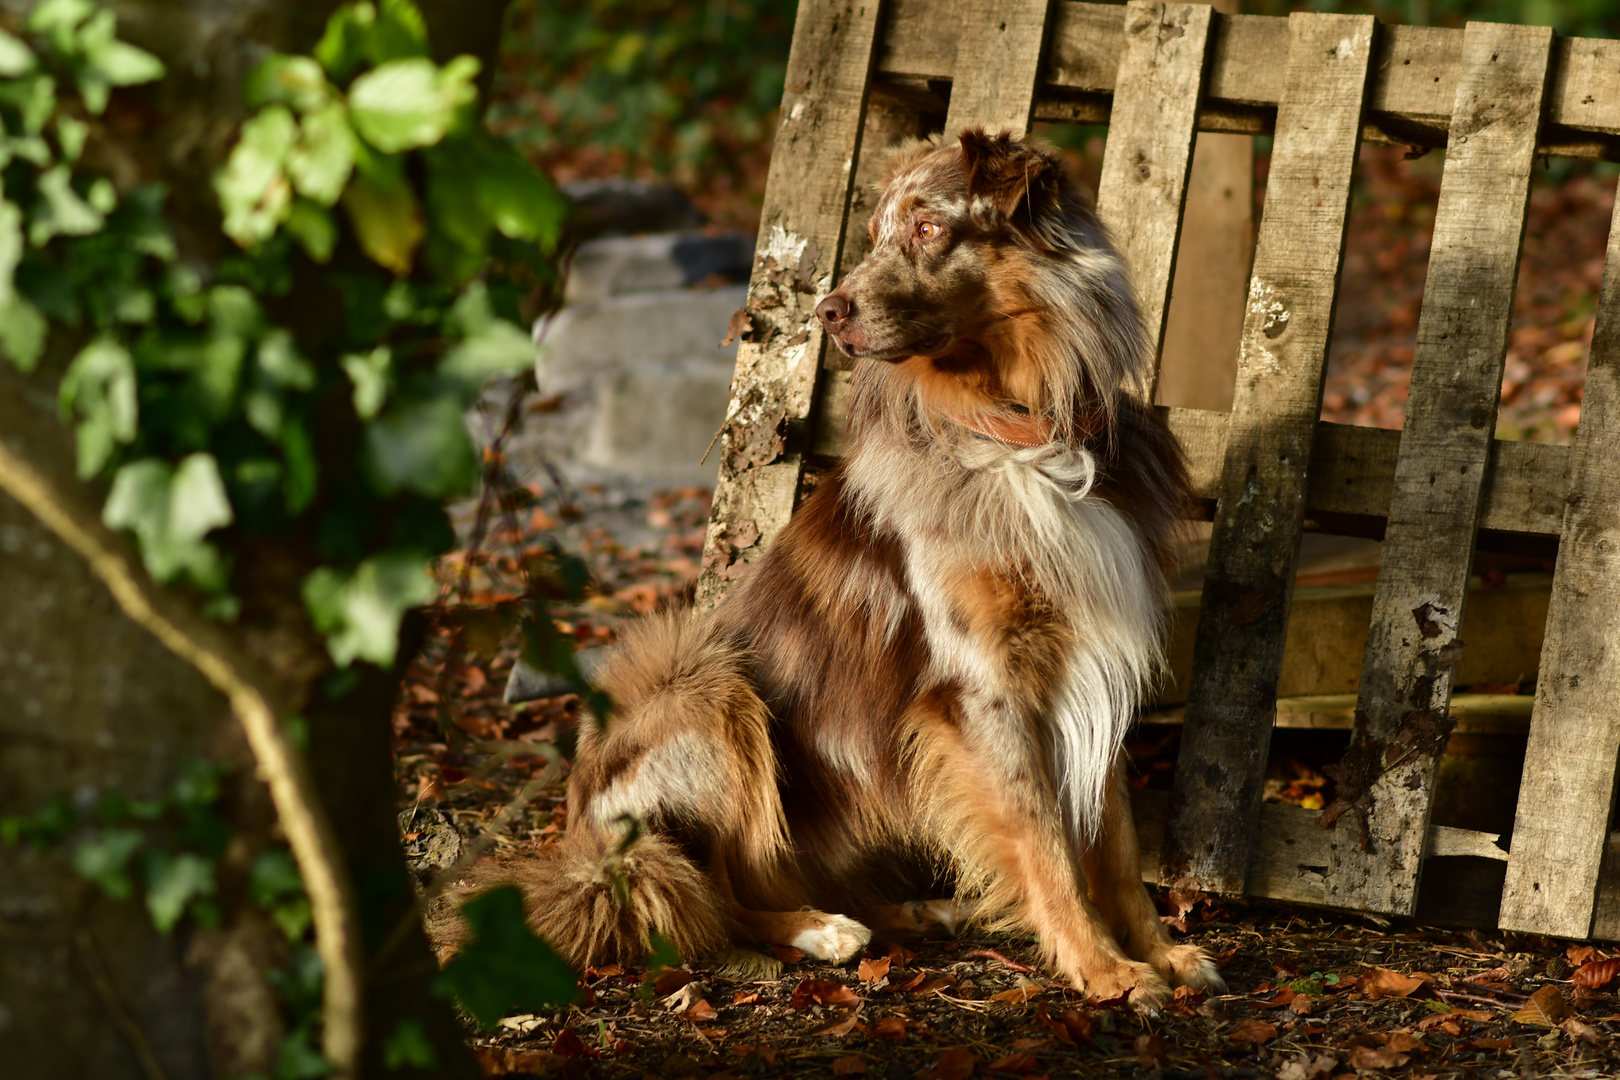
[566, 231, 754, 303]
[538, 285, 746, 390]
[584, 361, 734, 481]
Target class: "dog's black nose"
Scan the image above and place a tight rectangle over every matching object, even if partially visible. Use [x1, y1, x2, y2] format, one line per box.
[816, 292, 853, 331]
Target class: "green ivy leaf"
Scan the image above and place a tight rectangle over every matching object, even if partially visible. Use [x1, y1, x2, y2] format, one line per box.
[0, 28, 37, 77]
[25, 0, 95, 44]
[315, 0, 430, 83]
[216, 106, 298, 248]
[438, 283, 534, 393]
[103, 453, 235, 585]
[346, 55, 478, 153]
[473, 142, 568, 249]
[381, 1019, 437, 1070]
[245, 53, 332, 113]
[272, 1028, 332, 1080]
[0, 73, 57, 134]
[284, 199, 337, 263]
[302, 550, 436, 667]
[255, 329, 315, 390]
[340, 345, 391, 419]
[438, 887, 579, 1028]
[363, 394, 475, 498]
[341, 167, 421, 275]
[0, 295, 48, 372]
[287, 102, 356, 206]
[59, 336, 137, 477]
[0, 199, 22, 304]
[144, 850, 216, 932]
[76, 8, 164, 112]
[70, 828, 144, 901]
[30, 165, 105, 245]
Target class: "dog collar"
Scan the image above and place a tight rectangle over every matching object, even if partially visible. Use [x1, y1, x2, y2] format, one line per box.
[946, 403, 1106, 448]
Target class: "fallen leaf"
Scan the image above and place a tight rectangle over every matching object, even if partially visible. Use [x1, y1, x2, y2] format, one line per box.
[910, 975, 956, 997]
[1470, 1037, 1514, 1050]
[590, 964, 624, 978]
[919, 1047, 977, 1080]
[1363, 969, 1430, 999]
[873, 1016, 907, 1041]
[893, 970, 927, 993]
[1010, 1038, 1050, 1051]
[990, 981, 1042, 1004]
[1385, 1032, 1425, 1053]
[653, 969, 694, 996]
[1513, 984, 1572, 1027]
[1229, 1019, 1279, 1045]
[987, 1050, 1040, 1074]
[1568, 945, 1600, 967]
[791, 978, 860, 1011]
[858, 956, 892, 985]
[551, 1028, 598, 1058]
[1288, 993, 1317, 1016]
[1574, 958, 1620, 989]
[682, 998, 719, 1023]
[1562, 1017, 1602, 1045]
[833, 1056, 869, 1076]
[660, 978, 705, 1010]
[1348, 1046, 1409, 1070]
[1253, 987, 1297, 1009]
[887, 942, 916, 968]
[772, 944, 807, 964]
[732, 990, 761, 1006]
[812, 1012, 865, 1037]
[1133, 1035, 1169, 1070]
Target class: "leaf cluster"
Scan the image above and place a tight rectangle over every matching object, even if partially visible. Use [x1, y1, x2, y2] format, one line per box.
[0, 0, 570, 667]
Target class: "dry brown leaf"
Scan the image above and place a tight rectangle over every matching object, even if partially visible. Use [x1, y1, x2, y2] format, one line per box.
[887, 942, 916, 968]
[989, 981, 1042, 1004]
[1363, 969, 1430, 999]
[1288, 993, 1317, 1016]
[832, 1056, 869, 1076]
[1568, 945, 1600, 966]
[1348, 1046, 1409, 1070]
[812, 1012, 865, 1037]
[919, 1047, 977, 1080]
[1385, 1032, 1425, 1054]
[682, 998, 719, 1023]
[771, 944, 807, 964]
[1471, 1037, 1514, 1050]
[1573, 957, 1620, 989]
[1275, 1053, 1337, 1080]
[653, 969, 694, 997]
[858, 956, 892, 985]
[892, 970, 927, 993]
[1229, 1019, 1279, 1045]
[732, 990, 761, 1006]
[987, 1050, 1041, 1074]
[1562, 1017, 1602, 1045]
[791, 978, 861, 1011]
[1133, 1035, 1169, 1069]
[1010, 1037, 1050, 1051]
[873, 1016, 907, 1041]
[1512, 984, 1572, 1027]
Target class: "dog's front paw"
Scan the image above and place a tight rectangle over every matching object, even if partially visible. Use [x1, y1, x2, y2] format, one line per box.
[792, 913, 873, 964]
[1153, 943, 1227, 994]
[1083, 959, 1172, 1012]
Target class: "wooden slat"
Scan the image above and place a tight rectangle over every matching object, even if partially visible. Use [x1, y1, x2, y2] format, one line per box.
[941, 0, 1052, 135]
[1500, 162, 1620, 940]
[812, 385, 1573, 539]
[879, 1, 1620, 157]
[1160, 12, 1374, 897]
[694, 0, 882, 605]
[1093, 1, 1212, 379]
[1318, 22, 1551, 917]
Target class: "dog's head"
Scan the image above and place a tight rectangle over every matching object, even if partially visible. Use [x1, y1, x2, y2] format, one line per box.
[817, 128, 1149, 440]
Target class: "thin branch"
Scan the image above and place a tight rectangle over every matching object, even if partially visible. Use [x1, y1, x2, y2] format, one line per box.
[0, 442, 364, 1080]
[77, 929, 172, 1080]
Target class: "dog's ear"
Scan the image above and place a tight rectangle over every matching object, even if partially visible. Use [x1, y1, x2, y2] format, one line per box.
[958, 128, 1060, 223]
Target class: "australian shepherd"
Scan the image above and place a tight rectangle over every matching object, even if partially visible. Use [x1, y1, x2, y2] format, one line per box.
[461, 128, 1223, 1007]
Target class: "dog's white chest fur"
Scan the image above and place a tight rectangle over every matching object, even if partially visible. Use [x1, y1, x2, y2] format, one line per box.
[852, 436, 1166, 842]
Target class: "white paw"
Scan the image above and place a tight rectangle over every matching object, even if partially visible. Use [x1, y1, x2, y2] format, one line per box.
[1160, 944, 1227, 994]
[792, 913, 872, 963]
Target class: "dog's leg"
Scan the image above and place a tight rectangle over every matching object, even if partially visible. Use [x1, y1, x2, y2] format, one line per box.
[1082, 757, 1226, 993]
[916, 720, 1172, 1009]
[858, 899, 977, 941]
[728, 907, 872, 963]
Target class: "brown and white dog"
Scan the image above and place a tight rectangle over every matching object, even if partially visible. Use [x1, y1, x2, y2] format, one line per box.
[467, 128, 1222, 1007]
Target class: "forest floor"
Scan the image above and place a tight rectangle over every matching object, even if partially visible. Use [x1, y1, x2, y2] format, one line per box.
[391, 147, 1620, 1078]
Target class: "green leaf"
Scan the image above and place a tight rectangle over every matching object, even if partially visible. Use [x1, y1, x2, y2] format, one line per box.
[0, 296, 49, 372]
[71, 828, 143, 901]
[284, 199, 337, 263]
[272, 1028, 332, 1080]
[54, 114, 87, 162]
[0, 28, 37, 77]
[245, 53, 332, 113]
[363, 395, 475, 498]
[30, 165, 105, 245]
[103, 453, 235, 585]
[341, 167, 421, 275]
[280, 418, 317, 513]
[216, 106, 298, 248]
[25, 0, 95, 40]
[59, 336, 137, 477]
[314, 0, 430, 81]
[340, 345, 391, 419]
[347, 55, 478, 153]
[381, 1019, 437, 1070]
[439, 285, 534, 393]
[473, 142, 568, 248]
[145, 851, 216, 932]
[249, 849, 303, 905]
[438, 886, 579, 1028]
[70, 9, 163, 114]
[287, 102, 355, 206]
[302, 550, 436, 667]
[0, 74, 57, 134]
[0, 199, 21, 304]
[255, 329, 315, 390]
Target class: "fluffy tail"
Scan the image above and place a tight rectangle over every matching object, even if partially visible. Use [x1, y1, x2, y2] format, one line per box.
[431, 828, 728, 969]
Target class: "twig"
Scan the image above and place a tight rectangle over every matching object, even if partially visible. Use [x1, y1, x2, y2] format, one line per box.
[76, 929, 172, 1080]
[963, 947, 1038, 974]
[1434, 988, 1516, 1009]
[0, 442, 364, 1080]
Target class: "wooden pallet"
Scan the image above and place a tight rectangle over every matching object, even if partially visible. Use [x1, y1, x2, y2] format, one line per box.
[696, 0, 1620, 941]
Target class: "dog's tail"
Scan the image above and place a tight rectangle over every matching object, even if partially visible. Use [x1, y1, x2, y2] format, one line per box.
[431, 827, 728, 969]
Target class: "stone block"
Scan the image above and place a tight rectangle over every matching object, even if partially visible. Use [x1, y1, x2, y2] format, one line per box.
[566, 231, 753, 303]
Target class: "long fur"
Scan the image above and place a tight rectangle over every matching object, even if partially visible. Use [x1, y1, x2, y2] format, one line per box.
[439, 129, 1223, 1006]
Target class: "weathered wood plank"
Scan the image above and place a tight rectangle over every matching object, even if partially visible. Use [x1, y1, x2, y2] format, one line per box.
[813, 384, 1573, 538]
[694, 0, 883, 605]
[879, 1, 1620, 155]
[1500, 139, 1620, 941]
[1161, 12, 1374, 897]
[1319, 22, 1551, 917]
[1093, 1, 1212, 379]
[940, 0, 1052, 135]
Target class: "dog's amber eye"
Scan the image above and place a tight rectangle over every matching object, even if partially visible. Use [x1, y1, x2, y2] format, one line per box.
[916, 220, 941, 240]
